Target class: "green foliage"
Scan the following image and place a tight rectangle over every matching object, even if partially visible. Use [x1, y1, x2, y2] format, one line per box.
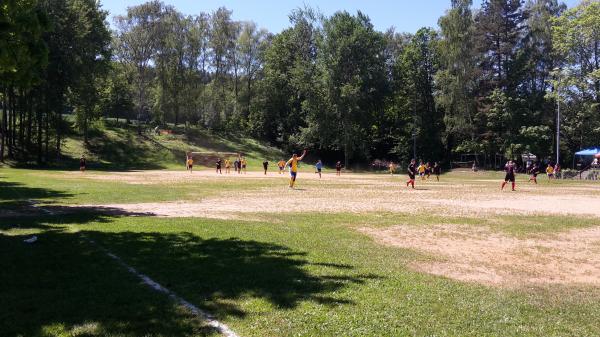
[3, 0, 600, 168]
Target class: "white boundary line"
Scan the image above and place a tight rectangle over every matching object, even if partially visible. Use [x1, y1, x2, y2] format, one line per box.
[87, 238, 239, 337]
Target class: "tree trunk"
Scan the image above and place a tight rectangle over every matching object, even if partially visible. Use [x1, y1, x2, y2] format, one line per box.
[8, 86, 14, 158]
[44, 109, 49, 162]
[55, 110, 61, 159]
[37, 98, 43, 165]
[0, 86, 5, 161]
[27, 95, 33, 150]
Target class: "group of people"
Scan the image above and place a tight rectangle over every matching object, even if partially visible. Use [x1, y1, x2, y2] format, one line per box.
[524, 162, 562, 185]
[186, 150, 569, 192]
[502, 161, 562, 191]
[186, 153, 248, 174]
[405, 160, 442, 188]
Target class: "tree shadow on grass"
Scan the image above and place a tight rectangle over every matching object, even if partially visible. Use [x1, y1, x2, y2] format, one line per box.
[0, 208, 381, 336]
[84, 230, 381, 319]
[0, 228, 219, 337]
[0, 181, 74, 202]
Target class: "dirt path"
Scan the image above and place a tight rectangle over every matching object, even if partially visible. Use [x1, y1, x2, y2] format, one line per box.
[74, 170, 600, 218]
[360, 224, 600, 287]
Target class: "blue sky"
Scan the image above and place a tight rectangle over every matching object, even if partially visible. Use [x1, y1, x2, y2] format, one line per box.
[100, 0, 581, 33]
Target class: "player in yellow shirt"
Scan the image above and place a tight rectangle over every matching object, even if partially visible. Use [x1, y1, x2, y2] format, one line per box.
[546, 164, 554, 180]
[224, 159, 231, 174]
[417, 161, 426, 180]
[187, 157, 194, 173]
[241, 157, 247, 174]
[285, 149, 307, 188]
[277, 159, 286, 174]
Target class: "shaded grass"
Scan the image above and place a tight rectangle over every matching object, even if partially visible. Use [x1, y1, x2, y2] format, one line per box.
[2, 212, 599, 336]
[0, 215, 217, 337]
[2, 168, 600, 336]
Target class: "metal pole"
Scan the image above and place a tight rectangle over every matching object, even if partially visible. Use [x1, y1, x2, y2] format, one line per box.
[413, 91, 417, 160]
[556, 85, 560, 166]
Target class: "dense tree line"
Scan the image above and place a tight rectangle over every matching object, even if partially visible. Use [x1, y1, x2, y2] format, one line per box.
[1, 0, 599, 167]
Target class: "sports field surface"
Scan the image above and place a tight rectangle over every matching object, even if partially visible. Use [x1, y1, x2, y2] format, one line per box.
[2, 167, 600, 336]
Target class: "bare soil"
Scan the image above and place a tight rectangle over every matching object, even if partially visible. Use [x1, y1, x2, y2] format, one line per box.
[360, 224, 600, 287]
[74, 170, 600, 218]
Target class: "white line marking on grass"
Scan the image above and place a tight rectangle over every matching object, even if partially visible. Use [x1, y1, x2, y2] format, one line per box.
[87, 238, 239, 337]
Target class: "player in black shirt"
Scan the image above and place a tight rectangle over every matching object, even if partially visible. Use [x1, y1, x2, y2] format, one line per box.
[433, 162, 441, 181]
[501, 160, 517, 191]
[528, 163, 539, 184]
[79, 155, 86, 172]
[406, 159, 417, 189]
[263, 160, 269, 175]
[216, 159, 222, 174]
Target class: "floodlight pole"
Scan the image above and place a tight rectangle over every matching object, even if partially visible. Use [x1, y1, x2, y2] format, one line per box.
[556, 85, 560, 166]
[413, 90, 417, 160]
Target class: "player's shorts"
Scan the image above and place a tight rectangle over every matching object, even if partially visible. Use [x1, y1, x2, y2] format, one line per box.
[408, 173, 415, 180]
[290, 171, 297, 179]
[317, 168, 322, 173]
[189, 165, 193, 169]
[504, 173, 515, 182]
[279, 166, 284, 171]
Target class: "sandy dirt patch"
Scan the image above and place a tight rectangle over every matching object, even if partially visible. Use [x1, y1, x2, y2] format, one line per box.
[360, 224, 600, 287]
[66, 169, 600, 218]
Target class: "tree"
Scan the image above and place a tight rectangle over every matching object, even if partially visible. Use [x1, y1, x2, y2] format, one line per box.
[67, 0, 111, 144]
[552, 1, 600, 162]
[318, 11, 387, 167]
[435, 0, 479, 159]
[114, 0, 164, 133]
[209, 7, 237, 127]
[396, 28, 444, 162]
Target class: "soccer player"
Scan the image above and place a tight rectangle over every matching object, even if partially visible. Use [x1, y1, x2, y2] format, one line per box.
[241, 157, 247, 174]
[285, 150, 307, 188]
[315, 160, 323, 178]
[407, 159, 416, 189]
[263, 160, 269, 175]
[336, 161, 342, 176]
[216, 158, 222, 174]
[277, 159, 286, 174]
[425, 162, 432, 180]
[501, 160, 516, 191]
[80, 155, 86, 173]
[433, 162, 441, 181]
[389, 162, 395, 175]
[417, 161, 426, 180]
[546, 163, 554, 180]
[187, 156, 194, 173]
[528, 163, 539, 184]
[224, 158, 231, 174]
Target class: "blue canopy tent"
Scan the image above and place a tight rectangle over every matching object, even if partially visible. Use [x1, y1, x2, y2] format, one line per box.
[574, 148, 600, 170]
[574, 148, 600, 156]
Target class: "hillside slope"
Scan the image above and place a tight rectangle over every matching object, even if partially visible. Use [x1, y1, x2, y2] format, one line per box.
[60, 121, 284, 170]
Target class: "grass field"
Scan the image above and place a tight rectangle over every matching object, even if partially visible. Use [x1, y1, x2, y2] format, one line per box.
[2, 165, 600, 336]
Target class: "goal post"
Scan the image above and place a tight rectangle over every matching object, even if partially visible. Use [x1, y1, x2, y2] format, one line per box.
[187, 151, 239, 166]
